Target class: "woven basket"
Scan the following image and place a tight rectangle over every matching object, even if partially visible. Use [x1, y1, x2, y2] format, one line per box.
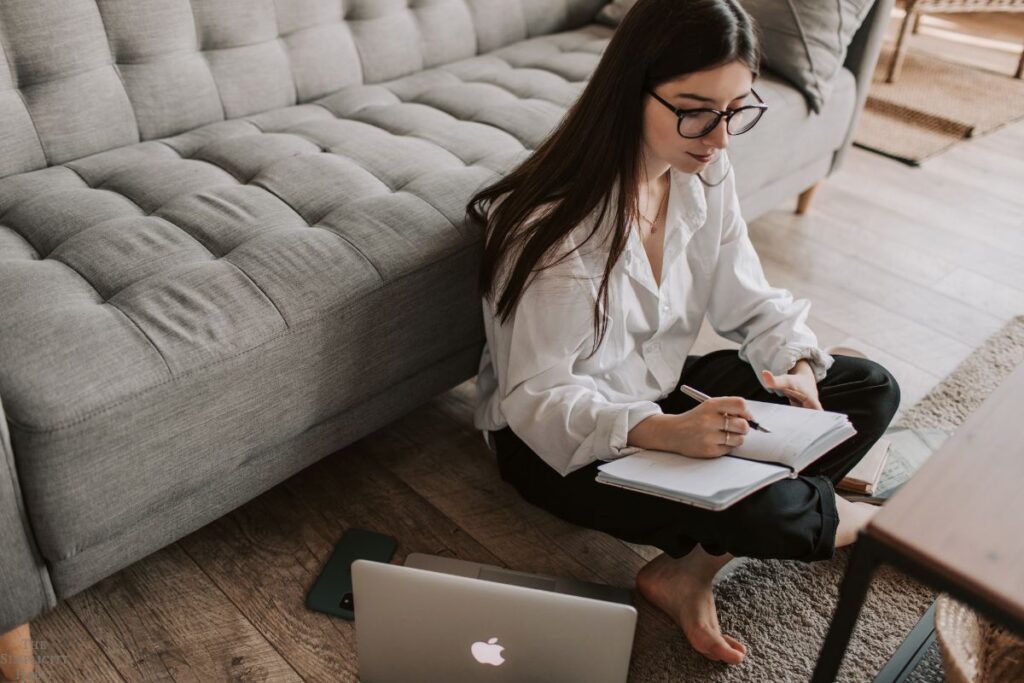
[935, 593, 1024, 683]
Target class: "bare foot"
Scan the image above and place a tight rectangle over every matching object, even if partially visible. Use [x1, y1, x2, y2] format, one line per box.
[635, 551, 748, 664]
[834, 495, 882, 547]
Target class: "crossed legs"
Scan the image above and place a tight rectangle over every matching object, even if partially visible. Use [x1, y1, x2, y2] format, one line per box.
[631, 351, 898, 664]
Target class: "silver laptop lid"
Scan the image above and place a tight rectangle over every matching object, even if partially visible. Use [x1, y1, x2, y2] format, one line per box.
[403, 552, 635, 606]
[351, 559, 637, 683]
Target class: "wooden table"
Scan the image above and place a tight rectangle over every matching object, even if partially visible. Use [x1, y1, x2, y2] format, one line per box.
[811, 360, 1024, 682]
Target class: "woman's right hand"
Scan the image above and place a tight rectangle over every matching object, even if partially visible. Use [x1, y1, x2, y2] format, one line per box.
[667, 396, 755, 459]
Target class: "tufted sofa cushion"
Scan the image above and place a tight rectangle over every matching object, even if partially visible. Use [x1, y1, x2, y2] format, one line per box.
[0, 24, 613, 577]
[0, 0, 606, 178]
[0, 25, 611, 424]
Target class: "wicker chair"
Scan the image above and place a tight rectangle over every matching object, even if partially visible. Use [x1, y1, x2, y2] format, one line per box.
[887, 0, 1024, 82]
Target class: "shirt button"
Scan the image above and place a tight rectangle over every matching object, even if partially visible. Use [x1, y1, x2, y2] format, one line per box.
[661, 303, 669, 312]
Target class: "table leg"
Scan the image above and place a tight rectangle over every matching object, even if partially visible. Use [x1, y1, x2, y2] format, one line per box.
[886, 1, 918, 83]
[811, 530, 881, 683]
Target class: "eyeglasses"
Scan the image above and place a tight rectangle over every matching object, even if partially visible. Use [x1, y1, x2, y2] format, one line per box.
[647, 87, 767, 138]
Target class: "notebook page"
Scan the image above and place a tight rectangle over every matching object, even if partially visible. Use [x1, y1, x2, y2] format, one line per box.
[596, 449, 786, 498]
[792, 420, 857, 470]
[729, 400, 848, 467]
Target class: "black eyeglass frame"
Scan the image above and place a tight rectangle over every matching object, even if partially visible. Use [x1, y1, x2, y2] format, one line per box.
[647, 87, 768, 138]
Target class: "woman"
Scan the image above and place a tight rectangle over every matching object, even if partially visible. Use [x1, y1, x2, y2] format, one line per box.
[466, 0, 900, 666]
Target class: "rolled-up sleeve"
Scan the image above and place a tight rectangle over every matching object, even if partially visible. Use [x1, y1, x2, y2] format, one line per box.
[704, 156, 834, 397]
[498, 254, 662, 478]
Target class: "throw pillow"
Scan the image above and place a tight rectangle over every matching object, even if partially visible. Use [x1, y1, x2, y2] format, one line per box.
[744, 0, 875, 113]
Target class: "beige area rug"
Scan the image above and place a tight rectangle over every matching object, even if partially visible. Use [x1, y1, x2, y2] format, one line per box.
[853, 43, 1024, 165]
[629, 315, 1024, 682]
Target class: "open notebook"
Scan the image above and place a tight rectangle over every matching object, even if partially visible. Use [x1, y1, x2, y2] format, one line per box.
[595, 400, 857, 511]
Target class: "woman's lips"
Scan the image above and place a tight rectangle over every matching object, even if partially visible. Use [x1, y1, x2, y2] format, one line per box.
[688, 152, 714, 163]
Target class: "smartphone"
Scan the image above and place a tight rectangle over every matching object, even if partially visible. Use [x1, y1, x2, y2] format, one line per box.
[306, 527, 398, 620]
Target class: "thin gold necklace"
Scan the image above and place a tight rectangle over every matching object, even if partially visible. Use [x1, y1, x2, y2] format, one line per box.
[639, 185, 669, 235]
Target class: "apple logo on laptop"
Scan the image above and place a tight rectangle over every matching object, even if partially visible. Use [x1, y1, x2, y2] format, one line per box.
[471, 637, 505, 666]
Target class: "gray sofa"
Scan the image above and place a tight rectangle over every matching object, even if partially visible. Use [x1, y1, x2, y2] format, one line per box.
[0, 0, 892, 639]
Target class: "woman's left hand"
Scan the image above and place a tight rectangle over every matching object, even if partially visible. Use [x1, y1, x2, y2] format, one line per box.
[761, 365, 823, 410]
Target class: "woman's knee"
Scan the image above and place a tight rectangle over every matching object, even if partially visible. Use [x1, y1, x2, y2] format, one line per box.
[720, 477, 837, 562]
[828, 357, 902, 425]
[865, 359, 901, 416]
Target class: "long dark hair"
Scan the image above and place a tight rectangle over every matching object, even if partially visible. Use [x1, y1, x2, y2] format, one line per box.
[467, 0, 762, 359]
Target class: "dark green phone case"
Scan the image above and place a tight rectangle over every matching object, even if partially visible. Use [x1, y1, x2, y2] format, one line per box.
[305, 527, 398, 620]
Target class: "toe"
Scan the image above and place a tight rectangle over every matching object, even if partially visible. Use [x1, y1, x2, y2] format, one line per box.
[713, 640, 745, 664]
[723, 634, 748, 655]
[688, 625, 745, 664]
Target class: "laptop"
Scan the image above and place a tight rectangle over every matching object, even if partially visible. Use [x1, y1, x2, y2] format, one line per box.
[350, 552, 638, 683]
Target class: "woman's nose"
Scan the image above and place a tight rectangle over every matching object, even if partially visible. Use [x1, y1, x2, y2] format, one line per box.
[703, 118, 729, 149]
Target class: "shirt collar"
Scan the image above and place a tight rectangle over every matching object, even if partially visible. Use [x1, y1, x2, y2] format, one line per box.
[669, 164, 708, 245]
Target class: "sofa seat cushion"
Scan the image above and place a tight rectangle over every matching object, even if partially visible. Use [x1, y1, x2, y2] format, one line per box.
[0, 25, 610, 564]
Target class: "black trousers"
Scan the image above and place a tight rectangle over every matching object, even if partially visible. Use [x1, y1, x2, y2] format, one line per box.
[489, 349, 901, 564]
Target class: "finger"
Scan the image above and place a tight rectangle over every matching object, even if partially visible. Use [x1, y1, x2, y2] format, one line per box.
[791, 393, 823, 410]
[764, 370, 791, 386]
[787, 394, 807, 406]
[707, 397, 752, 422]
[726, 414, 750, 434]
[781, 385, 818, 405]
[722, 428, 744, 445]
[725, 397, 754, 421]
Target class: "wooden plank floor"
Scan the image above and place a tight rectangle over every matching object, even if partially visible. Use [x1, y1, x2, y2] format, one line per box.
[21, 32, 1024, 683]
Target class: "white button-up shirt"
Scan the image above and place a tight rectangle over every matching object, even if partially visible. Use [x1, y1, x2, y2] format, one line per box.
[473, 150, 835, 477]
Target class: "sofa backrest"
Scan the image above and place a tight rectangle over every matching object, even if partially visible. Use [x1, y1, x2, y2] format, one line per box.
[0, 0, 605, 179]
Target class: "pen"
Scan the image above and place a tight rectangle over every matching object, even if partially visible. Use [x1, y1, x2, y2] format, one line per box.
[678, 384, 772, 433]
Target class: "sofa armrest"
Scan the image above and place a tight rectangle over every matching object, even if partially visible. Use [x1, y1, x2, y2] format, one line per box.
[0, 393, 56, 633]
[832, 0, 896, 172]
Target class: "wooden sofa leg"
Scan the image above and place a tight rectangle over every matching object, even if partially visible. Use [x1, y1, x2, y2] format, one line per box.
[0, 623, 33, 682]
[796, 182, 820, 215]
